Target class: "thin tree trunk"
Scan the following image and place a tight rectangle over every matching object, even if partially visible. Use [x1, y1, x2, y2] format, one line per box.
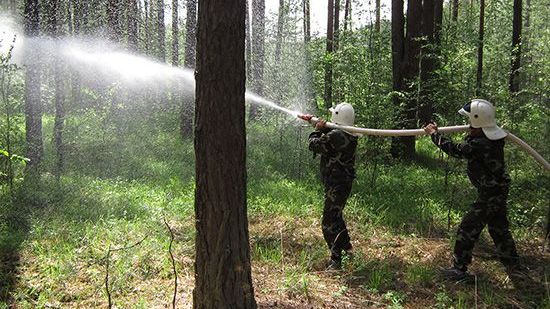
[144, 0, 151, 54]
[128, 0, 139, 50]
[24, 0, 43, 172]
[475, 0, 485, 95]
[184, 0, 197, 68]
[106, 0, 121, 41]
[375, 0, 381, 32]
[249, 0, 265, 119]
[324, 0, 334, 109]
[509, 0, 522, 94]
[157, 0, 166, 62]
[194, 0, 256, 307]
[344, 0, 351, 32]
[334, 0, 340, 50]
[303, 0, 310, 42]
[275, 0, 284, 64]
[246, 0, 252, 80]
[172, 0, 179, 65]
[419, 0, 435, 124]
[452, 0, 459, 21]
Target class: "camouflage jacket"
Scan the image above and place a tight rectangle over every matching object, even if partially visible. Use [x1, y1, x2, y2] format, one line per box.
[431, 132, 510, 189]
[309, 128, 358, 184]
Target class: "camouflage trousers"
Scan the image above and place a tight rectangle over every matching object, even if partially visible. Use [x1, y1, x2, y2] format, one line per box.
[453, 185, 519, 271]
[322, 181, 353, 262]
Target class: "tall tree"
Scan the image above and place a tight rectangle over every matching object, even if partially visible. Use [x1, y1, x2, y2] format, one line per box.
[334, 0, 340, 50]
[144, 0, 151, 54]
[106, 0, 121, 41]
[375, 0, 381, 33]
[475, 0, 485, 95]
[324, 0, 334, 109]
[509, 0, 522, 94]
[184, 0, 197, 68]
[172, 0, 179, 65]
[194, 0, 256, 307]
[275, 0, 285, 64]
[249, 0, 265, 119]
[128, 0, 139, 50]
[157, 0, 166, 62]
[419, 0, 435, 123]
[452, 0, 459, 21]
[46, 0, 66, 178]
[434, 0, 443, 43]
[303, 0, 310, 42]
[343, 0, 351, 32]
[181, 0, 197, 138]
[24, 0, 43, 172]
[245, 0, 252, 80]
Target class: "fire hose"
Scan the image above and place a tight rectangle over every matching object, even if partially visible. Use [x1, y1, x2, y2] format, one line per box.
[298, 115, 550, 171]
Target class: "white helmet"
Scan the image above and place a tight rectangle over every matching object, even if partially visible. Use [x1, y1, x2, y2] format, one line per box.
[329, 103, 355, 126]
[458, 99, 507, 140]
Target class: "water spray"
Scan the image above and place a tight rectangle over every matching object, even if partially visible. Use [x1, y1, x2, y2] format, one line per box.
[297, 114, 550, 171]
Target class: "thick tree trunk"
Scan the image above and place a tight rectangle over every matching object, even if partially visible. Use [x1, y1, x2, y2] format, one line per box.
[24, 0, 43, 172]
[249, 0, 265, 119]
[193, 0, 256, 307]
[172, 0, 179, 65]
[324, 0, 334, 109]
[434, 0, 443, 44]
[509, 0, 522, 94]
[475, 0, 485, 95]
[157, 0, 166, 62]
[184, 0, 197, 68]
[128, 0, 139, 50]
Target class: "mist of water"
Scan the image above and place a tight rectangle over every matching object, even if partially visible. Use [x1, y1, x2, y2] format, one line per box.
[0, 14, 303, 120]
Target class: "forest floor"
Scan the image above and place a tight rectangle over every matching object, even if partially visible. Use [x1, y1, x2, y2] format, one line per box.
[1, 127, 549, 308]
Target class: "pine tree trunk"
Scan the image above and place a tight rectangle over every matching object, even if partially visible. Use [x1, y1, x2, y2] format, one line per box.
[184, 0, 197, 68]
[246, 0, 252, 81]
[128, 0, 139, 50]
[303, 0, 310, 42]
[475, 0, 485, 95]
[275, 0, 284, 64]
[375, 0, 381, 32]
[334, 0, 340, 50]
[249, 0, 265, 119]
[324, 0, 334, 109]
[106, 0, 121, 41]
[157, 0, 166, 62]
[509, 0, 522, 94]
[24, 0, 43, 172]
[193, 0, 256, 307]
[344, 0, 351, 32]
[172, 0, 179, 65]
[144, 0, 151, 54]
[434, 0, 443, 43]
[419, 0, 435, 124]
[452, 0, 459, 21]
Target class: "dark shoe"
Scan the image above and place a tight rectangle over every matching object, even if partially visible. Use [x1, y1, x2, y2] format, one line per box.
[441, 267, 474, 283]
[325, 259, 342, 271]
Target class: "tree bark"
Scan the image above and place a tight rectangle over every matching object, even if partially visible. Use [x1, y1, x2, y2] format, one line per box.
[344, 0, 351, 32]
[475, 0, 485, 95]
[334, 0, 340, 50]
[452, 0, 459, 21]
[303, 0, 310, 43]
[509, 0, 522, 94]
[157, 0, 166, 62]
[249, 0, 265, 119]
[128, 0, 139, 50]
[419, 0, 435, 124]
[324, 0, 334, 109]
[106, 0, 121, 41]
[246, 0, 252, 81]
[375, 0, 381, 33]
[24, 0, 43, 172]
[184, 0, 197, 68]
[144, 0, 151, 54]
[193, 0, 256, 308]
[172, 0, 179, 65]
[275, 0, 284, 64]
[434, 0, 443, 44]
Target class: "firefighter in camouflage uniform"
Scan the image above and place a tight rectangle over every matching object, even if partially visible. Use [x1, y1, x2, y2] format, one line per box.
[299, 103, 359, 269]
[424, 99, 522, 281]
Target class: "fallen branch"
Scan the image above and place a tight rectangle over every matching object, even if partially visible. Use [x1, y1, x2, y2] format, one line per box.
[164, 217, 178, 309]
